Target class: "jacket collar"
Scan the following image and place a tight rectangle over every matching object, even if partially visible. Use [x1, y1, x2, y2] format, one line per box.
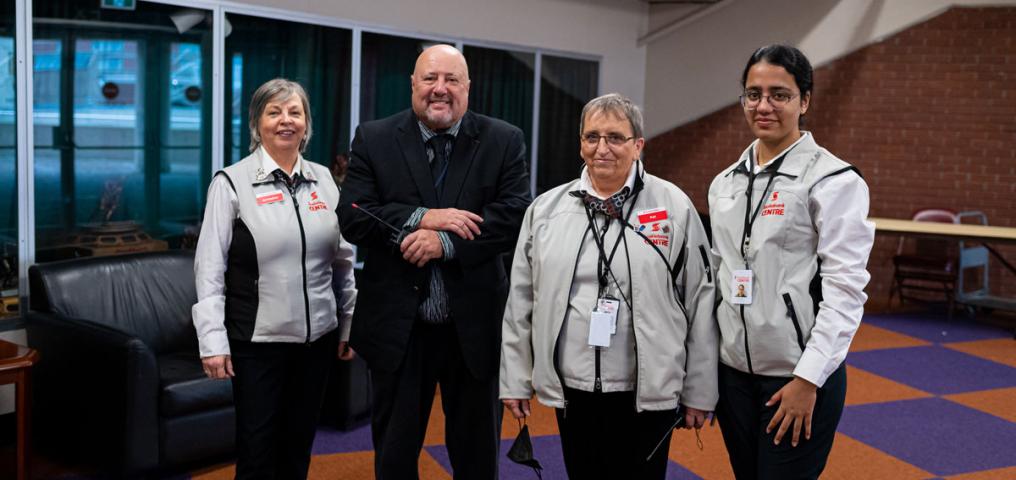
[576, 160, 642, 199]
[395, 110, 480, 207]
[727, 131, 818, 178]
[248, 146, 318, 185]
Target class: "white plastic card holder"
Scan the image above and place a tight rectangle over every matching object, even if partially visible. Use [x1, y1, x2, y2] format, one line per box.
[731, 269, 753, 305]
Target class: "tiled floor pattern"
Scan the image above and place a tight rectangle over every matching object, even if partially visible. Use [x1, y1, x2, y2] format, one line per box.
[180, 313, 1016, 477]
[118, 314, 1016, 479]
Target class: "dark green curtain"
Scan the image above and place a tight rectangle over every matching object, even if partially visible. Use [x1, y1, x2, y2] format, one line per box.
[537, 55, 598, 194]
[359, 32, 423, 123]
[225, 14, 352, 167]
[464, 46, 534, 152]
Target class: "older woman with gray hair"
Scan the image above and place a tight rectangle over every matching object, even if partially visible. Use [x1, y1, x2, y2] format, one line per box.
[500, 93, 719, 479]
[192, 78, 357, 478]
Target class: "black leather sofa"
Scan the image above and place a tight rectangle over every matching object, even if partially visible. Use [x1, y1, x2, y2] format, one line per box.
[26, 251, 235, 475]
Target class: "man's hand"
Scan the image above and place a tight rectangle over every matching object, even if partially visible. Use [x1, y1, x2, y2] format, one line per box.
[766, 376, 818, 447]
[400, 229, 444, 267]
[202, 355, 234, 379]
[420, 208, 483, 240]
[503, 398, 531, 419]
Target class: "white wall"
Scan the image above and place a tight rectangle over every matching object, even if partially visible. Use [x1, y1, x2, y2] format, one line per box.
[227, 0, 650, 106]
[643, 0, 1016, 138]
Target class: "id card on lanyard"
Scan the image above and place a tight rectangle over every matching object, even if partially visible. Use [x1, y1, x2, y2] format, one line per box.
[583, 196, 632, 348]
[735, 147, 789, 305]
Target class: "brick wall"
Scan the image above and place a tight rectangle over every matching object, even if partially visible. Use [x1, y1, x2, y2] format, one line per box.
[645, 7, 1016, 309]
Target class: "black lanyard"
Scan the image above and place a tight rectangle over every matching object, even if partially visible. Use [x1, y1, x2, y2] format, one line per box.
[739, 147, 790, 264]
[582, 185, 641, 311]
[585, 205, 626, 296]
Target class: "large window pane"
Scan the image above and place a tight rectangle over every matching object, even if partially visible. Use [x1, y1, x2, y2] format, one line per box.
[224, 14, 351, 169]
[0, 2, 14, 318]
[359, 32, 428, 123]
[463, 46, 534, 154]
[537, 55, 598, 194]
[33, 1, 212, 262]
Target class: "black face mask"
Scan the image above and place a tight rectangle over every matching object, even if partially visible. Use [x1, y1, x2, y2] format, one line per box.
[507, 419, 543, 479]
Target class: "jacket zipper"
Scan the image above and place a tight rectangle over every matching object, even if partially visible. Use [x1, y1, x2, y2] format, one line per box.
[554, 228, 591, 418]
[739, 303, 754, 374]
[594, 348, 602, 392]
[286, 184, 312, 344]
[782, 293, 806, 351]
[698, 245, 713, 283]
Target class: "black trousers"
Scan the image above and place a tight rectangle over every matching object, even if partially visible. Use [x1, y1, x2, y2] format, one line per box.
[715, 363, 847, 480]
[555, 387, 676, 480]
[229, 329, 338, 480]
[369, 323, 500, 480]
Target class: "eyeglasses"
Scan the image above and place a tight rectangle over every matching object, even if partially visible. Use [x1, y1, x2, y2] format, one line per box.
[581, 133, 635, 147]
[739, 91, 799, 110]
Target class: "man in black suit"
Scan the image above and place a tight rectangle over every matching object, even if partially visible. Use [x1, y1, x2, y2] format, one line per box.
[338, 44, 531, 479]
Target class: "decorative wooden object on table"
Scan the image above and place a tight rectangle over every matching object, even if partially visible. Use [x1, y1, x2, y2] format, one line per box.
[0, 339, 39, 480]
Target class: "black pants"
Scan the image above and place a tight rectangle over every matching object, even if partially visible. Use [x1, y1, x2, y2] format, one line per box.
[715, 363, 847, 480]
[555, 387, 676, 480]
[369, 323, 500, 480]
[229, 329, 338, 480]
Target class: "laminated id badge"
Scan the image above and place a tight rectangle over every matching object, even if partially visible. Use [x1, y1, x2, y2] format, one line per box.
[588, 311, 612, 347]
[597, 297, 620, 334]
[730, 269, 753, 305]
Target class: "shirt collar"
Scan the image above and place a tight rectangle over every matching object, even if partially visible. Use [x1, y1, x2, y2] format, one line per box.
[418, 118, 462, 142]
[744, 131, 810, 174]
[578, 160, 640, 200]
[258, 145, 303, 177]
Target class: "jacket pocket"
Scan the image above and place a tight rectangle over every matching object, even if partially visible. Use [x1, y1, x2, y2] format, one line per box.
[697, 245, 713, 283]
[782, 293, 806, 351]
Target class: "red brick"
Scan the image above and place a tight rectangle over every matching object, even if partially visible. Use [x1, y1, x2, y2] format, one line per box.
[646, 6, 1016, 299]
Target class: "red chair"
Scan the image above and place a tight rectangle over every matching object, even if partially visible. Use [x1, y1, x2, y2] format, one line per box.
[888, 208, 960, 317]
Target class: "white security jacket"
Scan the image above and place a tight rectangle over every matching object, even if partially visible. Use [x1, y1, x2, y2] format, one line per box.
[708, 133, 874, 386]
[500, 166, 719, 412]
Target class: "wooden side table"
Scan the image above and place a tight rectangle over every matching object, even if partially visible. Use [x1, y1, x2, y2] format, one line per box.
[0, 339, 39, 480]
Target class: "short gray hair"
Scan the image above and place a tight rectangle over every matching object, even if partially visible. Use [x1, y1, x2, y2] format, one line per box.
[248, 78, 313, 153]
[579, 93, 644, 140]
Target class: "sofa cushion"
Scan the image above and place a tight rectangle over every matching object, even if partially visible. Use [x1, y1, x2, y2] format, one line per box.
[29, 251, 199, 355]
[159, 352, 234, 417]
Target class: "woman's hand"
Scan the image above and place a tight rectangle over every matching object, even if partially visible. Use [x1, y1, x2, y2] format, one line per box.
[765, 376, 817, 447]
[338, 341, 356, 361]
[503, 398, 531, 419]
[202, 355, 234, 379]
[683, 406, 710, 429]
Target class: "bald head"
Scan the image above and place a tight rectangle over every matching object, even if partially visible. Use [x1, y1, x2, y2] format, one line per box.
[411, 45, 470, 130]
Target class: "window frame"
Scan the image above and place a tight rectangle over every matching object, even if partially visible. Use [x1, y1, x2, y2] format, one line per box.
[7, 0, 600, 327]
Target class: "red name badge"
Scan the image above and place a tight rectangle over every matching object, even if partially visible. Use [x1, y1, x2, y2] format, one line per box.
[637, 208, 668, 224]
[256, 190, 284, 206]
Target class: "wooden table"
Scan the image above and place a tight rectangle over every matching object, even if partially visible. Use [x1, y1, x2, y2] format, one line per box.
[870, 217, 1016, 244]
[0, 339, 39, 480]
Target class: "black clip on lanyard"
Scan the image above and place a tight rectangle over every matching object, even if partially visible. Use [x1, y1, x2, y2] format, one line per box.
[739, 148, 790, 267]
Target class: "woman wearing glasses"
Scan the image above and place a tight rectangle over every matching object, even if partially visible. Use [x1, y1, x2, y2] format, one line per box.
[708, 45, 874, 479]
[500, 93, 718, 479]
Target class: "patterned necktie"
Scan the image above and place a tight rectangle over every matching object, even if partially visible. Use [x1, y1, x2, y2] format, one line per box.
[428, 134, 454, 194]
[419, 134, 454, 325]
[570, 186, 631, 219]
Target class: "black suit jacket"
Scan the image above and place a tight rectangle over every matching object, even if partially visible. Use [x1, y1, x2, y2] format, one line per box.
[338, 109, 531, 379]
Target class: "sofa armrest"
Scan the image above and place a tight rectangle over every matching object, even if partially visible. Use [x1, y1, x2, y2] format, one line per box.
[25, 311, 161, 474]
